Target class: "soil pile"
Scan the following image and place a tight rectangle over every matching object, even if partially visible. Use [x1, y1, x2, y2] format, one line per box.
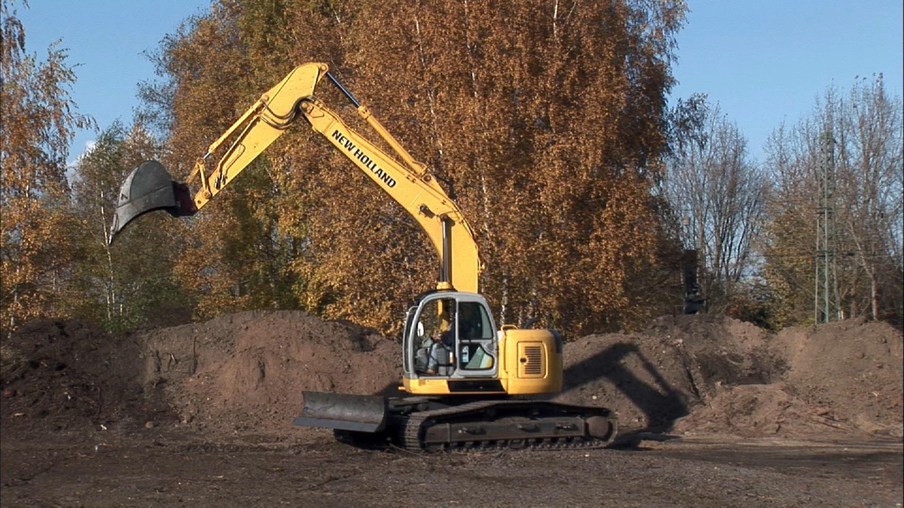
[138, 310, 399, 436]
[557, 314, 902, 439]
[2, 311, 901, 442]
[0, 319, 174, 435]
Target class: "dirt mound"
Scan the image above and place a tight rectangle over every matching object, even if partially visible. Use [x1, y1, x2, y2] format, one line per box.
[676, 382, 827, 437]
[554, 314, 786, 430]
[554, 314, 901, 439]
[775, 319, 903, 436]
[553, 331, 695, 429]
[2, 311, 901, 442]
[138, 310, 399, 436]
[666, 317, 901, 439]
[0, 319, 174, 435]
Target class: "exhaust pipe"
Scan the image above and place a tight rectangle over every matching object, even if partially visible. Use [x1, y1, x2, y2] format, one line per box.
[109, 160, 196, 244]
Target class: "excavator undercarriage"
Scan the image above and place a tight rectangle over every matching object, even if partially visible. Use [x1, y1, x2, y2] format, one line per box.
[298, 392, 617, 451]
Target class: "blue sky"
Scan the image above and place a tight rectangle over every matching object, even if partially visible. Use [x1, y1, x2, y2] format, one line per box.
[15, 1, 904, 165]
[671, 1, 903, 160]
[16, 0, 210, 164]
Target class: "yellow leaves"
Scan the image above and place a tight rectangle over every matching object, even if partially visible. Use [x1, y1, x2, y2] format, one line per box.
[143, 0, 686, 337]
[1, 6, 91, 330]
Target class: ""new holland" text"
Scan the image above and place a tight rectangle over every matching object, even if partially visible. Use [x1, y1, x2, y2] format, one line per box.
[332, 130, 397, 188]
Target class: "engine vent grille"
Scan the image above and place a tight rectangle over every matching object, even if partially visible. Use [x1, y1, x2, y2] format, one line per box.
[518, 343, 545, 378]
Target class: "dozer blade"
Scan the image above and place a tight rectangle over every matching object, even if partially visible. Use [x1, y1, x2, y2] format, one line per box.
[294, 391, 388, 433]
[109, 160, 196, 244]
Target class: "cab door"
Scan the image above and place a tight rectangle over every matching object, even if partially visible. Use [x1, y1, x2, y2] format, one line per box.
[402, 292, 497, 380]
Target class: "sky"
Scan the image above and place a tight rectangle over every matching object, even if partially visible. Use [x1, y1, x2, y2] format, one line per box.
[14, 1, 904, 166]
[15, 0, 210, 165]
[670, 1, 903, 161]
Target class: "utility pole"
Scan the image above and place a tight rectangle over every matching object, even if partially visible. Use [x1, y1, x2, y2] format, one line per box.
[814, 129, 838, 323]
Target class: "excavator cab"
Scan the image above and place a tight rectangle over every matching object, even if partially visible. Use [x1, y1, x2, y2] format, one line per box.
[401, 292, 499, 389]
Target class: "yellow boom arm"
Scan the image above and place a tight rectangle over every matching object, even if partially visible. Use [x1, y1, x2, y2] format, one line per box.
[170, 62, 478, 293]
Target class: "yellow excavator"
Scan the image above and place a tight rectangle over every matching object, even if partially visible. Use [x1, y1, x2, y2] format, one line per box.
[110, 62, 616, 450]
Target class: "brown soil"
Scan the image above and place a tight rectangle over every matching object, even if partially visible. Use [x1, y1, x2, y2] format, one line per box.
[2, 312, 902, 506]
[556, 314, 903, 440]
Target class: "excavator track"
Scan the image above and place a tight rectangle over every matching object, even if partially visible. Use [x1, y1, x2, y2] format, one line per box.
[301, 393, 617, 452]
[394, 399, 617, 452]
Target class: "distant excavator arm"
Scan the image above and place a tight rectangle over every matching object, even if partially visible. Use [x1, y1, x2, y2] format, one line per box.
[112, 62, 479, 293]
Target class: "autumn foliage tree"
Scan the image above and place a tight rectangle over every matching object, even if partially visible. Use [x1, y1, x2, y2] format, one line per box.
[137, 4, 308, 320]
[136, 0, 687, 337]
[1, 1, 92, 332]
[340, 0, 687, 334]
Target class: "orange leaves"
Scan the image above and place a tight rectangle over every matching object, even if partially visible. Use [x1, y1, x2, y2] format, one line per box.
[147, 0, 686, 336]
[1, 4, 94, 330]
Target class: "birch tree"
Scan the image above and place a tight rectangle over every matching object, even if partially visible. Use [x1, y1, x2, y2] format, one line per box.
[663, 94, 767, 313]
[1, 0, 93, 331]
[763, 76, 903, 326]
[68, 123, 190, 329]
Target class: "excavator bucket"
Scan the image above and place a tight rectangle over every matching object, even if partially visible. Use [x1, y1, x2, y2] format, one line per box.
[109, 160, 196, 244]
[294, 391, 388, 433]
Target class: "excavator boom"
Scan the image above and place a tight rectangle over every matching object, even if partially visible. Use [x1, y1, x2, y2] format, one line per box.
[110, 62, 479, 293]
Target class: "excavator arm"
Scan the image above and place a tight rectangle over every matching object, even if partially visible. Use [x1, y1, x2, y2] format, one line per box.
[111, 62, 479, 293]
